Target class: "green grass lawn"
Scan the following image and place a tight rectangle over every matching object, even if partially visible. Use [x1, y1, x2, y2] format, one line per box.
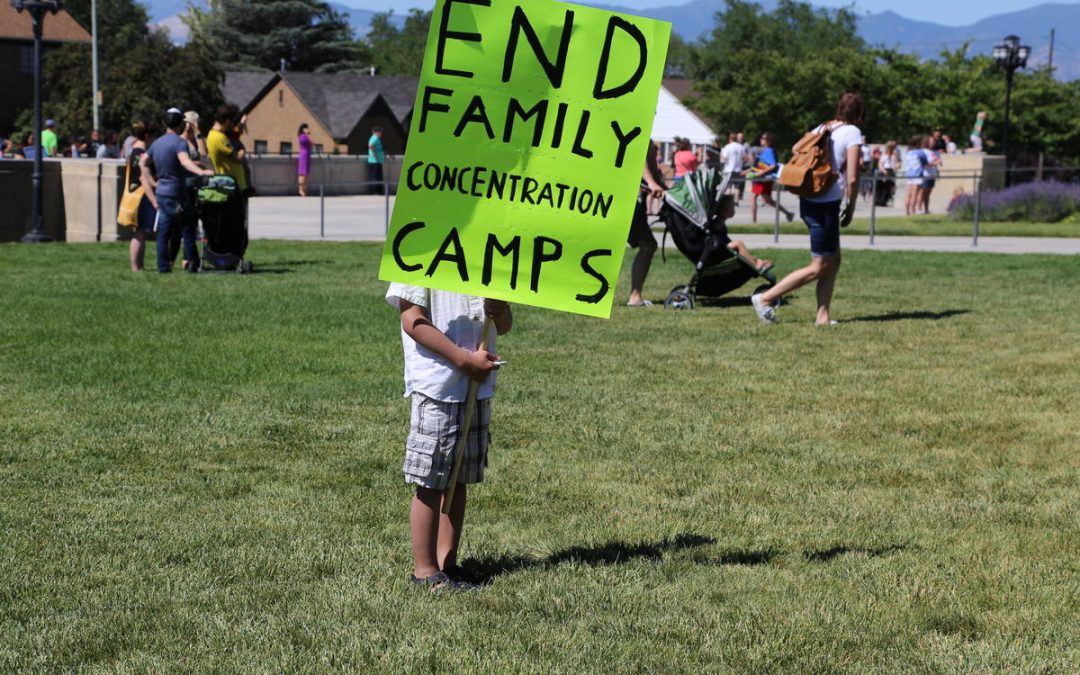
[727, 215, 1080, 238]
[2, 241, 1078, 672]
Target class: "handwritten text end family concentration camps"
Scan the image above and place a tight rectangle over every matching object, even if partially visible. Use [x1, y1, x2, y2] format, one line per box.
[380, 0, 670, 318]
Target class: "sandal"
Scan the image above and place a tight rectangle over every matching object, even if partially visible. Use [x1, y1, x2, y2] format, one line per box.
[627, 300, 654, 307]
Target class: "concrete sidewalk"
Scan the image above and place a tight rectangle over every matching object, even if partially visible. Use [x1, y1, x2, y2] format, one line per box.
[246, 195, 1080, 255]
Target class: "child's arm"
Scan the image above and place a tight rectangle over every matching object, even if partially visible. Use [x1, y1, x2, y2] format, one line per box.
[400, 301, 499, 382]
[484, 300, 513, 336]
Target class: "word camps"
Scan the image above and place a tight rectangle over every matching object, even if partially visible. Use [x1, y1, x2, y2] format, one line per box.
[392, 0, 657, 306]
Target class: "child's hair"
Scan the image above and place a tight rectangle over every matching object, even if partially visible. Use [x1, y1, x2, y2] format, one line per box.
[760, 132, 775, 147]
[215, 104, 239, 125]
[675, 136, 691, 151]
[835, 81, 865, 125]
[717, 194, 736, 217]
[909, 134, 922, 149]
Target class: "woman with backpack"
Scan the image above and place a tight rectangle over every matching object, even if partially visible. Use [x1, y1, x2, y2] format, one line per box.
[751, 83, 864, 326]
[124, 122, 157, 271]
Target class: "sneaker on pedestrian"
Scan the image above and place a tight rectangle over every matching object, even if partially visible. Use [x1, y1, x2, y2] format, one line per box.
[752, 293, 776, 324]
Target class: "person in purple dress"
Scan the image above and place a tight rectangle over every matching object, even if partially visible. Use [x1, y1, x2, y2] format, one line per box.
[297, 123, 312, 197]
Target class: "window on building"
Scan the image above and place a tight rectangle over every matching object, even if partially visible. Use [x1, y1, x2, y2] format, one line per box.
[280, 141, 293, 155]
[313, 144, 324, 155]
[254, 140, 268, 155]
[20, 47, 34, 76]
[278, 90, 284, 106]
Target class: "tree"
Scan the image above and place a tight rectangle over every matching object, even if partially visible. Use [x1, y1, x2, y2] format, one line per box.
[689, 0, 879, 152]
[28, 0, 222, 138]
[365, 9, 431, 76]
[664, 32, 694, 78]
[186, 0, 368, 73]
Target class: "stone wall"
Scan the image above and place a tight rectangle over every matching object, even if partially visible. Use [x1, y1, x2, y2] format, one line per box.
[927, 153, 1006, 215]
[0, 160, 67, 243]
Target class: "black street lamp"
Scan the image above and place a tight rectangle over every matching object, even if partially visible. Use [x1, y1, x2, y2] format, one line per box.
[992, 34, 1030, 173]
[11, 0, 63, 243]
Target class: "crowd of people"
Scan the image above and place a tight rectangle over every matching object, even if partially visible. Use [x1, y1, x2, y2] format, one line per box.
[120, 104, 253, 273]
[0, 119, 124, 160]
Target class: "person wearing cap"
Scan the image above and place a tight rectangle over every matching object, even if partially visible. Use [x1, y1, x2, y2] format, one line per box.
[141, 108, 214, 273]
[41, 119, 59, 157]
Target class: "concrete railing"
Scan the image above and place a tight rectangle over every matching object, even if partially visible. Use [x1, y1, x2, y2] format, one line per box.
[247, 154, 404, 196]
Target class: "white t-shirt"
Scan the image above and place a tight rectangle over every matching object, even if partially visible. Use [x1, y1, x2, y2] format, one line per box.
[721, 141, 744, 174]
[386, 283, 497, 402]
[806, 123, 863, 203]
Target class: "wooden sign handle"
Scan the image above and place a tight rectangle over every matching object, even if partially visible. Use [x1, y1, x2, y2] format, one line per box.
[442, 316, 495, 515]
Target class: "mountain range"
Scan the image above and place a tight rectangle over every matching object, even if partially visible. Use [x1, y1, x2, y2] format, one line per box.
[144, 0, 1080, 80]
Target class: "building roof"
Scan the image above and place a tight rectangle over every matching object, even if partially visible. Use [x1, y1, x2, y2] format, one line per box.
[222, 71, 278, 111]
[661, 78, 714, 132]
[0, 3, 92, 43]
[224, 71, 419, 141]
[653, 85, 717, 147]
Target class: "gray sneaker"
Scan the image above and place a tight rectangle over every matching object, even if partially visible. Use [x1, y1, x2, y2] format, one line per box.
[752, 293, 776, 324]
[409, 570, 480, 593]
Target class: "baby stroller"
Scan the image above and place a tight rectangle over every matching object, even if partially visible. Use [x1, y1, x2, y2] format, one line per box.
[659, 167, 776, 310]
[197, 175, 252, 273]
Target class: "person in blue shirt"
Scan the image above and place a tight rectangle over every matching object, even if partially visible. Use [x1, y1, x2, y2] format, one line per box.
[743, 132, 794, 224]
[141, 108, 214, 273]
[368, 125, 385, 195]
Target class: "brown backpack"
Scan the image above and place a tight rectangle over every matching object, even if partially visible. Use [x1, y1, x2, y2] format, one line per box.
[778, 123, 840, 198]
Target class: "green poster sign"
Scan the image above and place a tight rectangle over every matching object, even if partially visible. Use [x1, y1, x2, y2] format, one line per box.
[378, 0, 671, 318]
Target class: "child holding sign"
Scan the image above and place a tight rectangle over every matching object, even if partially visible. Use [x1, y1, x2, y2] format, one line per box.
[387, 283, 512, 592]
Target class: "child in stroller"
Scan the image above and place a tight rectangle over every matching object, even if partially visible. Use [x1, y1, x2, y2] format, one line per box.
[660, 167, 776, 310]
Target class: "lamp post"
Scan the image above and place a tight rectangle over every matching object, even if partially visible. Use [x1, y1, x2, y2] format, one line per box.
[11, 0, 62, 243]
[992, 35, 1030, 175]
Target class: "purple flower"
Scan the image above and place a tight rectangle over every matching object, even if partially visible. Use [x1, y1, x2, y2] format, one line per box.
[949, 181, 1080, 223]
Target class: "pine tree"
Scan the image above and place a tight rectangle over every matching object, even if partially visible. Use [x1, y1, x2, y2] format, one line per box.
[187, 0, 369, 73]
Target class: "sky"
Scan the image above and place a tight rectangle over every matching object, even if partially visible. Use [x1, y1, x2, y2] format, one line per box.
[340, 0, 1057, 27]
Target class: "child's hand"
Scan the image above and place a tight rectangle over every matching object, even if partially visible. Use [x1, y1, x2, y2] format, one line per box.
[484, 299, 508, 318]
[461, 350, 500, 382]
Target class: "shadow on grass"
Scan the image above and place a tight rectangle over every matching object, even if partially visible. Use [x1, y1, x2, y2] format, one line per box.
[843, 309, 970, 323]
[460, 538, 910, 583]
[803, 544, 908, 562]
[460, 533, 717, 582]
[247, 259, 335, 275]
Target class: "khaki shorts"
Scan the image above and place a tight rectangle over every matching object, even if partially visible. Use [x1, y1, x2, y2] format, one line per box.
[403, 393, 491, 490]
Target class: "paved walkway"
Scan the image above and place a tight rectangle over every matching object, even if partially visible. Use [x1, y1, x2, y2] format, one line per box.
[247, 195, 1080, 255]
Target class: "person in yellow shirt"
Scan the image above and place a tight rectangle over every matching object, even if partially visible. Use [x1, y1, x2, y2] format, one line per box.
[207, 104, 248, 192]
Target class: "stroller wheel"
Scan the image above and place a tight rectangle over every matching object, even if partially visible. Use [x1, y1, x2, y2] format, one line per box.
[241, 261, 254, 274]
[664, 287, 695, 310]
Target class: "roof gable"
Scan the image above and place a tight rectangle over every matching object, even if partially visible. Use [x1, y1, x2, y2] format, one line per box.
[0, 3, 92, 42]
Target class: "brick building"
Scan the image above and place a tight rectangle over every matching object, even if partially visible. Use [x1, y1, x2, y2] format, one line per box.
[222, 71, 418, 157]
[0, 3, 91, 135]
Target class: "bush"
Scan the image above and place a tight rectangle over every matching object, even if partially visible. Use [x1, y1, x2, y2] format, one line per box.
[949, 181, 1080, 223]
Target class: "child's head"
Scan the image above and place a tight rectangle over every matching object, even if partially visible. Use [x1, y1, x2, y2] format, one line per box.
[718, 194, 736, 220]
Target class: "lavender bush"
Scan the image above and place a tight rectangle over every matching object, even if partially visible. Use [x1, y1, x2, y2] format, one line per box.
[949, 181, 1080, 223]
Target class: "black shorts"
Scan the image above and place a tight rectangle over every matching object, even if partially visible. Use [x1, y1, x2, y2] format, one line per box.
[627, 197, 651, 247]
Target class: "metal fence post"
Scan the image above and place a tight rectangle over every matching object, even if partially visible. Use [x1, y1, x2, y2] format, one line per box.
[972, 176, 981, 248]
[385, 180, 391, 235]
[869, 171, 877, 246]
[320, 183, 325, 239]
[773, 182, 781, 244]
